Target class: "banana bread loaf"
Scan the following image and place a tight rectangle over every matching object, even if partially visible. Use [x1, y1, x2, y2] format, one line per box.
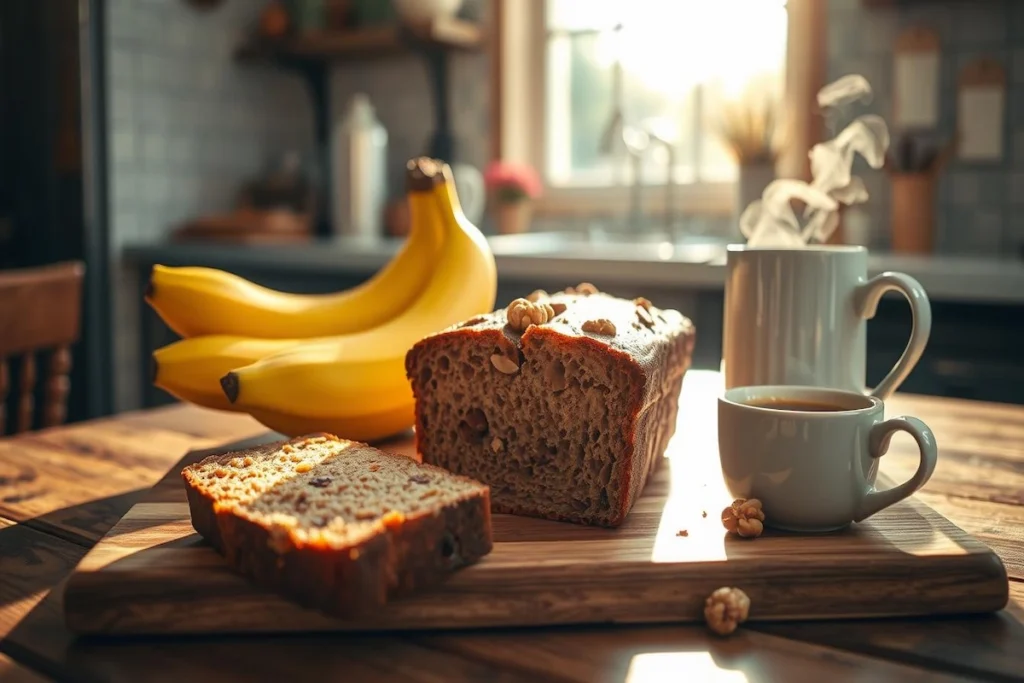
[182, 434, 492, 617]
[405, 285, 695, 527]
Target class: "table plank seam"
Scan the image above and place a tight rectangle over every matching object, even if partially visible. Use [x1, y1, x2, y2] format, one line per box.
[0, 655, 54, 683]
[747, 620, 1024, 683]
[0, 516, 102, 551]
[0, 640, 83, 683]
[407, 636, 591, 683]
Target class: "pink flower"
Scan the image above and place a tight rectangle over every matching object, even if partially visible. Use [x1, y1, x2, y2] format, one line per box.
[484, 160, 542, 202]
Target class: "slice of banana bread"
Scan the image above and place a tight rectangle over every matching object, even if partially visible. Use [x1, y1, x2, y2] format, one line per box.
[405, 285, 695, 528]
[181, 434, 492, 618]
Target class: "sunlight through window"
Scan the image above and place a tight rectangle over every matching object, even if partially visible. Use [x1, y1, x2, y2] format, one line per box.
[545, 0, 788, 187]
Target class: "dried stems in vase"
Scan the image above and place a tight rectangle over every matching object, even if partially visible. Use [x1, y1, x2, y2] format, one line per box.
[718, 92, 784, 167]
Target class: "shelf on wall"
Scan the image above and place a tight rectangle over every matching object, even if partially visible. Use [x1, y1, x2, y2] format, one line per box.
[235, 18, 484, 63]
[232, 16, 486, 239]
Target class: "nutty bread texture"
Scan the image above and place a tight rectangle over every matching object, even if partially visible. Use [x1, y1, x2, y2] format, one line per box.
[182, 434, 492, 618]
[405, 285, 695, 527]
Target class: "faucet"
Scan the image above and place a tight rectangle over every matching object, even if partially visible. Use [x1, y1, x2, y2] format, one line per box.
[596, 24, 677, 234]
[645, 127, 676, 233]
[606, 123, 676, 234]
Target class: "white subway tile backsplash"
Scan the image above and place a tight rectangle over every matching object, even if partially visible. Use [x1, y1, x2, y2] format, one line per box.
[167, 135, 191, 167]
[111, 89, 135, 123]
[828, 14, 857, 61]
[139, 53, 161, 85]
[197, 65, 222, 92]
[947, 1, 1008, 47]
[106, 0, 314, 411]
[951, 171, 980, 206]
[1004, 211, 1024, 251]
[860, 9, 898, 56]
[1007, 172, 1024, 203]
[829, 0, 1023, 255]
[138, 96, 167, 126]
[141, 133, 167, 165]
[111, 130, 136, 162]
[861, 169, 889, 208]
[167, 18, 191, 51]
[109, 47, 134, 83]
[945, 208, 1004, 253]
[112, 177, 136, 212]
[896, 4, 952, 36]
[973, 209, 1006, 251]
[1012, 50, 1024, 85]
[1013, 129, 1024, 164]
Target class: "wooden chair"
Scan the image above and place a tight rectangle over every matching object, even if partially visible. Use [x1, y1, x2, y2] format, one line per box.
[0, 261, 85, 434]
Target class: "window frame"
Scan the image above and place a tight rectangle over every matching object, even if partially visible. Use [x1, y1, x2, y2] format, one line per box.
[490, 0, 826, 219]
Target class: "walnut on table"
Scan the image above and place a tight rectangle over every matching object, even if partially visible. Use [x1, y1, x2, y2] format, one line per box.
[704, 586, 751, 636]
[721, 498, 765, 538]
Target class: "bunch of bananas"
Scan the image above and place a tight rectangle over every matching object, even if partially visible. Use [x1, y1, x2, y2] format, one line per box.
[147, 158, 498, 442]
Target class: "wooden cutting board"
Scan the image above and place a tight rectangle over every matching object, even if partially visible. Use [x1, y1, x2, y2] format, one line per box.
[63, 376, 1009, 636]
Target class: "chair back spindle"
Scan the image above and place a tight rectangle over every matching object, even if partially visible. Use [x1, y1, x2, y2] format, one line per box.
[0, 262, 85, 434]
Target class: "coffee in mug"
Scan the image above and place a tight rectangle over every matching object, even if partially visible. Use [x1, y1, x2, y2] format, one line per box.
[741, 397, 845, 412]
[722, 244, 932, 400]
[718, 385, 938, 532]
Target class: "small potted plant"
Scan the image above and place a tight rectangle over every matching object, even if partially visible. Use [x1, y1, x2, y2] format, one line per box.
[484, 160, 542, 235]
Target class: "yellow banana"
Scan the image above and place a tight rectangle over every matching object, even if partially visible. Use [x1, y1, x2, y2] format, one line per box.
[152, 335, 305, 411]
[156, 382, 244, 413]
[152, 334, 411, 414]
[152, 379, 412, 443]
[220, 162, 497, 431]
[245, 402, 416, 443]
[144, 160, 446, 339]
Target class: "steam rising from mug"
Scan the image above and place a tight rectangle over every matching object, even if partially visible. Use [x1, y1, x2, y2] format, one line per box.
[740, 75, 890, 247]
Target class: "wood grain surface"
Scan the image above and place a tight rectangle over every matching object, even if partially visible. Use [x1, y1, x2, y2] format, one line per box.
[62, 373, 1009, 636]
[0, 653, 49, 683]
[2, 374, 1024, 682]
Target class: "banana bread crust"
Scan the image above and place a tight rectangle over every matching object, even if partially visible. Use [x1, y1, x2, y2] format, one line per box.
[405, 287, 695, 527]
[182, 435, 493, 618]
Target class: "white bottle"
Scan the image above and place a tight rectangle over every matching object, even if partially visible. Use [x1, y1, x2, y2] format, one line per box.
[332, 94, 388, 238]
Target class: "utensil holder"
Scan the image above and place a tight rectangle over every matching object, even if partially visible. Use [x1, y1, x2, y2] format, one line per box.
[890, 172, 935, 254]
[735, 163, 775, 218]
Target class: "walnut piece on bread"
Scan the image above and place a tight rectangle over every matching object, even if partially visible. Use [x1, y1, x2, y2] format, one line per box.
[506, 298, 555, 332]
[581, 318, 616, 336]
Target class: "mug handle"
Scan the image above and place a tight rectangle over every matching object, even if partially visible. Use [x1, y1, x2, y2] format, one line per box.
[854, 416, 938, 522]
[853, 272, 932, 400]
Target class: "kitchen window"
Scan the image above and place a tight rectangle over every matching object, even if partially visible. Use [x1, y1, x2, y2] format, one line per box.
[494, 0, 800, 218]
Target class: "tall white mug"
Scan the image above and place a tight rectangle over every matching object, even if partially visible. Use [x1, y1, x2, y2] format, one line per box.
[722, 245, 932, 400]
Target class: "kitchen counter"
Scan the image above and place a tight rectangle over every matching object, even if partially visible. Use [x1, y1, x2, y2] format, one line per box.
[123, 234, 1024, 305]
[123, 234, 1024, 409]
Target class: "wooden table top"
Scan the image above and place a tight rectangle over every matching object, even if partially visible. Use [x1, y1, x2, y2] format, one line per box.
[1, 370, 1022, 682]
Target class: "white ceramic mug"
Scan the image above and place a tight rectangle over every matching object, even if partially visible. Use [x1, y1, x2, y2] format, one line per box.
[722, 245, 932, 400]
[718, 385, 938, 532]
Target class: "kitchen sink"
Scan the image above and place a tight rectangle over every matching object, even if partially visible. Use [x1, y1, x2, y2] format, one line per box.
[487, 230, 731, 264]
